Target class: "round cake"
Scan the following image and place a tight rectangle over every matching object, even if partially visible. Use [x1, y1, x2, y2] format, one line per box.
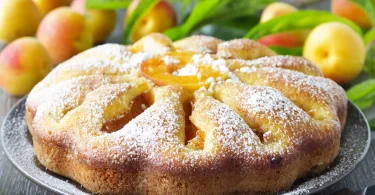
[26, 33, 347, 194]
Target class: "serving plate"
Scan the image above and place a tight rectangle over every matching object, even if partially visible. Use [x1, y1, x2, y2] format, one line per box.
[1, 97, 371, 195]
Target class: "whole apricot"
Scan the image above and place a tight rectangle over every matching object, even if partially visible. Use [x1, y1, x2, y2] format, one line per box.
[260, 2, 298, 23]
[0, 37, 52, 96]
[0, 0, 41, 43]
[33, 0, 72, 16]
[258, 30, 310, 48]
[332, 0, 372, 30]
[71, 0, 116, 43]
[303, 22, 365, 84]
[37, 7, 93, 64]
[125, 0, 177, 43]
[258, 2, 309, 48]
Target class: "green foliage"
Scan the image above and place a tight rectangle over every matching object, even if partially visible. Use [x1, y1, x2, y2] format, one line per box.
[164, 0, 230, 40]
[192, 16, 260, 40]
[164, 0, 273, 41]
[213, 16, 261, 31]
[364, 28, 375, 45]
[349, 41, 375, 110]
[347, 79, 375, 109]
[349, 1, 375, 129]
[168, 0, 198, 19]
[193, 24, 249, 40]
[197, 1, 271, 29]
[244, 10, 362, 40]
[363, 47, 375, 78]
[269, 46, 303, 56]
[369, 118, 375, 129]
[351, 0, 375, 26]
[122, 0, 159, 44]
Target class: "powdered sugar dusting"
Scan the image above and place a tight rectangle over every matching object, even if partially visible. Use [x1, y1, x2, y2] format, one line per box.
[80, 93, 185, 166]
[172, 63, 198, 76]
[72, 43, 132, 63]
[192, 54, 229, 73]
[31, 49, 154, 92]
[163, 56, 180, 65]
[172, 54, 229, 78]
[29, 76, 112, 132]
[236, 85, 310, 124]
[192, 96, 265, 158]
[216, 82, 316, 154]
[240, 56, 322, 76]
[217, 38, 276, 59]
[127, 52, 155, 70]
[238, 67, 346, 110]
[173, 35, 223, 53]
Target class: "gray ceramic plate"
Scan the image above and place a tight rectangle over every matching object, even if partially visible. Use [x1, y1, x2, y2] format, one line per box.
[1, 97, 371, 195]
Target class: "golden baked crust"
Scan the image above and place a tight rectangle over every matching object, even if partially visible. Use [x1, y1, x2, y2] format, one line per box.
[26, 33, 347, 194]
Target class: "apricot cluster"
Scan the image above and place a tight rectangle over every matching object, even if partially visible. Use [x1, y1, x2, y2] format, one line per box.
[0, 0, 178, 96]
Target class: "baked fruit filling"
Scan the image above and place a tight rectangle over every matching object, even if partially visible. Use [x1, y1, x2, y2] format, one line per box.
[140, 51, 228, 91]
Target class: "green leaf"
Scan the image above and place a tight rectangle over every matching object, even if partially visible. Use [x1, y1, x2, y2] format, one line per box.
[363, 44, 375, 78]
[351, 0, 375, 26]
[192, 16, 260, 40]
[164, 0, 231, 41]
[192, 16, 258, 40]
[269, 46, 303, 56]
[244, 10, 362, 40]
[364, 27, 375, 45]
[213, 16, 260, 31]
[354, 98, 375, 110]
[369, 118, 375, 130]
[122, 0, 159, 44]
[192, 1, 270, 32]
[168, 0, 198, 17]
[347, 79, 375, 101]
[347, 79, 375, 109]
[193, 24, 249, 40]
[86, 0, 130, 9]
[164, 0, 272, 41]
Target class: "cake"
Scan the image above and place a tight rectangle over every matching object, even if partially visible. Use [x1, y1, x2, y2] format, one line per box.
[26, 33, 347, 194]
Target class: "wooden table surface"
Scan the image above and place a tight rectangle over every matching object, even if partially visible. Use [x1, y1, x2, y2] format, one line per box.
[0, 93, 375, 195]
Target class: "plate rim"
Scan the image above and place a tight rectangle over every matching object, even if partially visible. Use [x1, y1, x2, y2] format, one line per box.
[286, 100, 372, 195]
[0, 96, 69, 195]
[0, 97, 372, 195]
